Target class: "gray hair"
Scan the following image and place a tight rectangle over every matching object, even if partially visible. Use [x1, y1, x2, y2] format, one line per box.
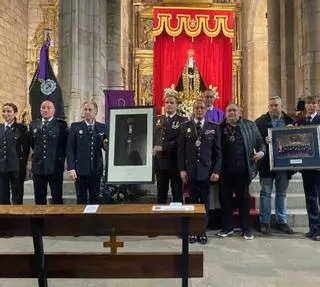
[269, 96, 282, 102]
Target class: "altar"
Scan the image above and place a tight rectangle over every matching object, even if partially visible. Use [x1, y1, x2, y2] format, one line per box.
[132, 0, 242, 115]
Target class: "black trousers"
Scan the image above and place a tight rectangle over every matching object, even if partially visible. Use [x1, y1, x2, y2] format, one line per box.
[0, 170, 25, 204]
[188, 181, 210, 232]
[301, 171, 320, 233]
[220, 172, 251, 232]
[33, 172, 63, 204]
[156, 170, 182, 203]
[75, 173, 102, 204]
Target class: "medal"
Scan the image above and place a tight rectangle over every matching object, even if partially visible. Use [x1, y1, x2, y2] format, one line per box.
[229, 135, 235, 142]
[195, 139, 201, 147]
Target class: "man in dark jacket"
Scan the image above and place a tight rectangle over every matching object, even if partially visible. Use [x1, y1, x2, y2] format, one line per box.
[296, 95, 320, 241]
[30, 100, 68, 204]
[178, 99, 221, 244]
[255, 96, 294, 235]
[153, 88, 187, 203]
[67, 100, 107, 204]
[217, 103, 265, 240]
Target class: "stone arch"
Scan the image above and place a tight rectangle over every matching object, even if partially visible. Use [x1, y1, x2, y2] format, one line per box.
[243, 0, 268, 120]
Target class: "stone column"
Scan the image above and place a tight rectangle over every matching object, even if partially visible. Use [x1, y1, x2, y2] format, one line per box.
[107, 0, 122, 89]
[302, 0, 320, 97]
[59, 0, 108, 123]
[267, 0, 281, 98]
[280, 0, 295, 114]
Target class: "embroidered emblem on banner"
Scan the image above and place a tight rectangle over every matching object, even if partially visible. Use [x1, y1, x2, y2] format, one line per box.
[40, 79, 56, 95]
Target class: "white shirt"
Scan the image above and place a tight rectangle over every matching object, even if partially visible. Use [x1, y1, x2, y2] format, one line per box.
[4, 122, 13, 129]
[165, 113, 176, 118]
[193, 118, 205, 128]
[84, 120, 95, 127]
[307, 112, 317, 121]
[42, 117, 53, 125]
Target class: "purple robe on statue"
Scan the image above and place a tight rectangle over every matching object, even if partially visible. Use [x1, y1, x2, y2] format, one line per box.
[205, 106, 224, 124]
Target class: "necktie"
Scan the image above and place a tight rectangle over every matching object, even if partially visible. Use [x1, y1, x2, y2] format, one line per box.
[42, 120, 48, 130]
[88, 125, 93, 136]
[196, 121, 202, 136]
[306, 116, 312, 125]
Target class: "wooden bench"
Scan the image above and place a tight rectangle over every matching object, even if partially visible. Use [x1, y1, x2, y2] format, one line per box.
[0, 204, 206, 287]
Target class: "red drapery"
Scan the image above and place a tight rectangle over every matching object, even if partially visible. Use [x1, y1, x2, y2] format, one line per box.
[153, 7, 234, 114]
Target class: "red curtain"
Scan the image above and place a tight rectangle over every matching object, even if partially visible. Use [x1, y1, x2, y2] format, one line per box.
[153, 8, 233, 115]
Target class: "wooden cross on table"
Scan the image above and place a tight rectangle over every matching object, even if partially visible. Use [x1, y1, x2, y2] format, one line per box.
[103, 235, 124, 255]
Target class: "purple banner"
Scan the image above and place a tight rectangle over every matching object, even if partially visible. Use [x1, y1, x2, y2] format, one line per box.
[104, 90, 135, 122]
[38, 38, 50, 81]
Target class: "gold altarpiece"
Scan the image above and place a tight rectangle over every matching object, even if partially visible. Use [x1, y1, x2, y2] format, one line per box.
[133, 0, 242, 108]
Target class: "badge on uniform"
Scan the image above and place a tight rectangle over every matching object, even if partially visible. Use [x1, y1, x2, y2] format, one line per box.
[79, 130, 83, 134]
[205, 129, 215, 135]
[172, 121, 180, 129]
[187, 128, 191, 133]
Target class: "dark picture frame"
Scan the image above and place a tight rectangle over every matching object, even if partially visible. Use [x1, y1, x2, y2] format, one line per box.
[268, 126, 320, 170]
[106, 106, 154, 183]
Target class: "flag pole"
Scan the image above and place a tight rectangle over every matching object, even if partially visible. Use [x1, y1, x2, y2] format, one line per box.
[22, 27, 51, 125]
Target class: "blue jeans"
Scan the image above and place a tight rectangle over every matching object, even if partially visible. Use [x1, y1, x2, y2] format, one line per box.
[259, 172, 289, 224]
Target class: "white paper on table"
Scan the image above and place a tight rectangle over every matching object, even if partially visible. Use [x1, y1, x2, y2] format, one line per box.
[152, 205, 195, 212]
[83, 205, 99, 213]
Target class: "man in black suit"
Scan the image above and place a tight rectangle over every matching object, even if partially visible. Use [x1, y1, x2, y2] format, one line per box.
[67, 100, 107, 204]
[296, 95, 320, 241]
[178, 99, 222, 244]
[29, 100, 68, 204]
[153, 89, 187, 203]
[0, 103, 30, 204]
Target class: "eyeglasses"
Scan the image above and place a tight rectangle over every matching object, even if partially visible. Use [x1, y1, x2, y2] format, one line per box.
[194, 106, 206, 110]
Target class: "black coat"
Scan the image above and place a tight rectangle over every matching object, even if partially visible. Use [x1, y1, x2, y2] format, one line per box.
[220, 118, 266, 181]
[177, 120, 222, 181]
[30, 118, 68, 175]
[296, 114, 320, 126]
[67, 121, 107, 176]
[0, 122, 30, 173]
[154, 114, 187, 170]
[255, 112, 294, 178]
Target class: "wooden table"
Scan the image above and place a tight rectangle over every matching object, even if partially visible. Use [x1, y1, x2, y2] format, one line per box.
[0, 204, 206, 287]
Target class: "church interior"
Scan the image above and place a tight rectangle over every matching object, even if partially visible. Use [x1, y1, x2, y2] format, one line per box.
[1, 1, 320, 286]
[0, 0, 319, 123]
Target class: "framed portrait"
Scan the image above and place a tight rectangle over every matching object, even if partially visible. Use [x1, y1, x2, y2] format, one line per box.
[106, 106, 154, 183]
[268, 126, 320, 170]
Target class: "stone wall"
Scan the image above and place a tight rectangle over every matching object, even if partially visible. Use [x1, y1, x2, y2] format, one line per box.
[241, 0, 269, 120]
[0, 0, 28, 114]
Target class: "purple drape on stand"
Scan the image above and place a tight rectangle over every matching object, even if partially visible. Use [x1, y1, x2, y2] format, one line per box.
[38, 39, 50, 81]
[103, 90, 135, 122]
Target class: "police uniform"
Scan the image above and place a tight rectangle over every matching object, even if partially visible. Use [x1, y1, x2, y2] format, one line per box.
[154, 114, 187, 203]
[30, 117, 68, 204]
[0, 122, 30, 204]
[178, 120, 222, 228]
[67, 121, 107, 204]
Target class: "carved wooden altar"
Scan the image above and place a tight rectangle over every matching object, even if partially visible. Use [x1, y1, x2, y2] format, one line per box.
[133, 0, 242, 108]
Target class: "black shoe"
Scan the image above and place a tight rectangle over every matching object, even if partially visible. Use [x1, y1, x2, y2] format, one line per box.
[312, 231, 320, 241]
[275, 223, 294, 234]
[305, 230, 316, 238]
[243, 230, 254, 240]
[189, 235, 198, 244]
[260, 223, 271, 235]
[217, 228, 234, 238]
[199, 234, 208, 245]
